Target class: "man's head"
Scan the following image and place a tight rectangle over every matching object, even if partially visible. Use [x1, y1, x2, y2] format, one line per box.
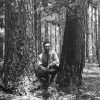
[43, 38, 50, 52]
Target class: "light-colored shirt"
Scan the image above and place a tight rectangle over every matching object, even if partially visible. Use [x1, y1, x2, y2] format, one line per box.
[38, 49, 59, 67]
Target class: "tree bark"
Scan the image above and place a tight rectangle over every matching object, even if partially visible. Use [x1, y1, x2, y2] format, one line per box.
[3, 0, 30, 89]
[56, 2, 87, 90]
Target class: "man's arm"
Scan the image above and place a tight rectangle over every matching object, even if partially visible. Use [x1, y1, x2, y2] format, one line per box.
[48, 50, 59, 68]
[36, 63, 47, 71]
[36, 54, 47, 71]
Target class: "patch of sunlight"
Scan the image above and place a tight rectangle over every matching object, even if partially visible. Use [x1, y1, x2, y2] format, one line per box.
[82, 74, 100, 78]
[95, 96, 100, 99]
[57, 94, 76, 100]
[85, 63, 99, 67]
[13, 95, 42, 100]
[81, 91, 96, 99]
[91, 67, 100, 73]
[64, 94, 76, 100]
[13, 76, 42, 100]
[88, 91, 95, 95]
[83, 67, 100, 73]
[83, 69, 94, 73]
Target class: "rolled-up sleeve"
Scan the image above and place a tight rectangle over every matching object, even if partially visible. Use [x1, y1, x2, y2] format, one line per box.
[37, 54, 42, 65]
[50, 50, 59, 66]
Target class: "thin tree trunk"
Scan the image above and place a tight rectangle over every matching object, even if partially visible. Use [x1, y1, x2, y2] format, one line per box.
[34, 0, 38, 60]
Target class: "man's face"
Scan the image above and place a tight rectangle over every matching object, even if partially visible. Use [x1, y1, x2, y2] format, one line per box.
[44, 43, 50, 52]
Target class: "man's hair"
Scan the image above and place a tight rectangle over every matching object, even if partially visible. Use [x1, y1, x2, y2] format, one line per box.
[43, 37, 50, 47]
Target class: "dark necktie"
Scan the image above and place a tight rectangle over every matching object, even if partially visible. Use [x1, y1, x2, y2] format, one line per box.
[42, 53, 49, 67]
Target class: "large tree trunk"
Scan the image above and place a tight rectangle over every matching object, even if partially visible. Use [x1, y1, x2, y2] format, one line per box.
[3, 0, 16, 88]
[56, 1, 87, 90]
[3, 0, 32, 89]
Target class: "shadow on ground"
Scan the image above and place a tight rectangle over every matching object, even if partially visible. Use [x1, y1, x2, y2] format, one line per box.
[0, 63, 100, 100]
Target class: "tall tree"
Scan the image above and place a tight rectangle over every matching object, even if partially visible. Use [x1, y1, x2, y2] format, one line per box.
[3, 0, 35, 90]
[56, 0, 88, 90]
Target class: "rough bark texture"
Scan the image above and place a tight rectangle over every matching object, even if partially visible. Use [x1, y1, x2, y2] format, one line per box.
[56, 1, 88, 90]
[3, 0, 34, 89]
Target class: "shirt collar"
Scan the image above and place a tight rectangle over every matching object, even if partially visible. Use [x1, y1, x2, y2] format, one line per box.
[43, 49, 52, 55]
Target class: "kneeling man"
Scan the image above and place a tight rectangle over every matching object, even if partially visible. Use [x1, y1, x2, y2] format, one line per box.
[36, 38, 59, 90]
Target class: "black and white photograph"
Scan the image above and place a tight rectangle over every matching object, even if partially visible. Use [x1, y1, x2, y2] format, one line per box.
[0, 0, 100, 100]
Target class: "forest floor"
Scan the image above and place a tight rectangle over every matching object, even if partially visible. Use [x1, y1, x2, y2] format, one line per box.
[0, 62, 100, 100]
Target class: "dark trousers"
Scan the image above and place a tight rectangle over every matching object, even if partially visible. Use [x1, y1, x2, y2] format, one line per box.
[35, 65, 59, 89]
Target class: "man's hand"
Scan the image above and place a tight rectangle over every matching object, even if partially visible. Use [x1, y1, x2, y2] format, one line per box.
[40, 66, 47, 71]
[38, 65, 47, 71]
[47, 63, 54, 69]
[35, 63, 47, 71]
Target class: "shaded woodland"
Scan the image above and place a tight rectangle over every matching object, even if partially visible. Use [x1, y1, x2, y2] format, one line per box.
[0, 0, 100, 100]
